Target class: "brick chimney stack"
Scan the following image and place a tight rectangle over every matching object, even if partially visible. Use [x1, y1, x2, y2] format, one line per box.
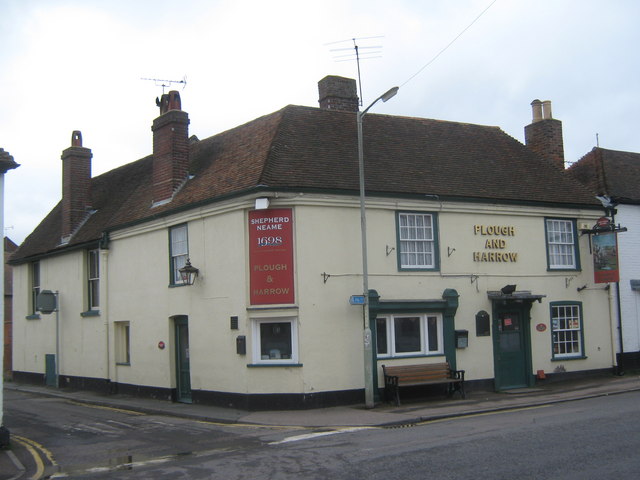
[152, 90, 190, 205]
[318, 76, 359, 112]
[61, 131, 92, 241]
[524, 99, 565, 169]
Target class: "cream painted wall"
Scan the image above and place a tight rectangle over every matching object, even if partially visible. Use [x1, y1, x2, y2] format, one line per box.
[12, 250, 108, 380]
[297, 198, 612, 387]
[12, 193, 614, 399]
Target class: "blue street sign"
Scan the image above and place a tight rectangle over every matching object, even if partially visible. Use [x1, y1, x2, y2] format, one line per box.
[349, 295, 366, 305]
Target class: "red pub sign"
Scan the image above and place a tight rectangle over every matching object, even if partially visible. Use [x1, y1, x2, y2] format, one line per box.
[249, 208, 295, 305]
[593, 232, 620, 284]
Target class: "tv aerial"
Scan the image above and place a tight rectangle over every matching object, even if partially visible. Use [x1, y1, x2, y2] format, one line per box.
[326, 36, 384, 106]
[141, 75, 187, 94]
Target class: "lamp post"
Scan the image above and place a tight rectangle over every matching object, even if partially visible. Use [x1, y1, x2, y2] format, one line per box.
[358, 86, 399, 408]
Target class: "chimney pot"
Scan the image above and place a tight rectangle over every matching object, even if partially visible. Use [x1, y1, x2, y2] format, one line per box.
[531, 99, 543, 123]
[158, 90, 182, 115]
[71, 130, 83, 147]
[542, 100, 553, 120]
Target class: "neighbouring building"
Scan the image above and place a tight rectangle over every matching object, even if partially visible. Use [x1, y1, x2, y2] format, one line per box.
[4, 237, 17, 380]
[10, 77, 615, 410]
[0, 149, 19, 447]
[569, 147, 640, 370]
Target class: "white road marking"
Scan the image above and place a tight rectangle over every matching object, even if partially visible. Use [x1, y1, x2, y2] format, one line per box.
[269, 427, 376, 445]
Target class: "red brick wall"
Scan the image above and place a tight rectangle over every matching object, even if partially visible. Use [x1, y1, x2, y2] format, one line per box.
[152, 109, 190, 203]
[525, 118, 565, 170]
[61, 143, 92, 238]
[318, 76, 359, 113]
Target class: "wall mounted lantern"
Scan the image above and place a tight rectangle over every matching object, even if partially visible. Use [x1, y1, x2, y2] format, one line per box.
[179, 258, 199, 285]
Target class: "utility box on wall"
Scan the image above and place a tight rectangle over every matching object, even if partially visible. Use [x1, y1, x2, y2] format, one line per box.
[236, 335, 246, 355]
[455, 330, 469, 349]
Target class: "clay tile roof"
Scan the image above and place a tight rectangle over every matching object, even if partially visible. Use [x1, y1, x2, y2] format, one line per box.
[569, 147, 640, 203]
[11, 105, 598, 263]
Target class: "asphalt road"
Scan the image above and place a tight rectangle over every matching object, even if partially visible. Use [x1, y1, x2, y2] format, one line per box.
[5, 388, 640, 479]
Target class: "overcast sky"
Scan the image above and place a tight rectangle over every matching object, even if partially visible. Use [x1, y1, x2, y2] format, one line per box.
[2, 0, 639, 244]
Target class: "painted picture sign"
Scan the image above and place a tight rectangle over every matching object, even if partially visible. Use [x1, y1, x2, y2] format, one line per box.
[593, 232, 619, 284]
[249, 208, 295, 305]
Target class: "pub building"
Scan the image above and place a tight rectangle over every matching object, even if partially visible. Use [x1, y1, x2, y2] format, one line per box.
[10, 78, 614, 409]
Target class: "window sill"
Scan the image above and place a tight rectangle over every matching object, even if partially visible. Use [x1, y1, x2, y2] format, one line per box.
[551, 355, 587, 361]
[398, 267, 439, 272]
[81, 310, 100, 317]
[116, 362, 131, 366]
[377, 353, 445, 360]
[247, 363, 303, 368]
[25, 314, 41, 320]
[168, 283, 188, 288]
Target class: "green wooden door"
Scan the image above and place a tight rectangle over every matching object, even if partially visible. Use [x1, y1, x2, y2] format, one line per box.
[174, 317, 192, 403]
[493, 309, 530, 390]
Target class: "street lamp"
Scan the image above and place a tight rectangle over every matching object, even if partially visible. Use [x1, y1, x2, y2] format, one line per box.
[358, 86, 399, 408]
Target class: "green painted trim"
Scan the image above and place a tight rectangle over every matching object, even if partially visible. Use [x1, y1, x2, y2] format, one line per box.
[395, 210, 440, 271]
[491, 300, 535, 389]
[369, 288, 460, 374]
[377, 353, 446, 361]
[80, 310, 100, 318]
[246, 363, 303, 368]
[544, 217, 581, 271]
[168, 223, 189, 286]
[174, 315, 192, 403]
[549, 300, 586, 360]
[25, 314, 41, 320]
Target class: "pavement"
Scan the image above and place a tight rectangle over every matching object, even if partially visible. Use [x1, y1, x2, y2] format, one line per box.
[2, 372, 640, 479]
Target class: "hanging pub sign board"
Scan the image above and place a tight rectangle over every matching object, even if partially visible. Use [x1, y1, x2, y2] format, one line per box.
[249, 208, 295, 305]
[593, 232, 620, 283]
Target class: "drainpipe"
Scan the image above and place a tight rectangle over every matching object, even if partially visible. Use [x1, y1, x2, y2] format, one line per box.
[607, 285, 618, 372]
[100, 247, 111, 389]
[615, 282, 625, 375]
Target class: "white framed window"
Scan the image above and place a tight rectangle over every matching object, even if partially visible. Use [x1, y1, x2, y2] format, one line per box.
[546, 218, 578, 270]
[397, 212, 438, 270]
[169, 224, 189, 285]
[252, 317, 299, 364]
[551, 303, 584, 359]
[114, 321, 131, 365]
[87, 249, 100, 309]
[376, 314, 443, 357]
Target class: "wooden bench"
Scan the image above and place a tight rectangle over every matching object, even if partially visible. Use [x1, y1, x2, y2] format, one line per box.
[382, 362, 465, 406]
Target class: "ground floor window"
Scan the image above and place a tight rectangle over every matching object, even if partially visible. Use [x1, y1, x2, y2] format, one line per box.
[252, 317, 298, 364]
[550, 302, 584, 359]
[114, 321, 131, 365]
[376, 314, 443, 357]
